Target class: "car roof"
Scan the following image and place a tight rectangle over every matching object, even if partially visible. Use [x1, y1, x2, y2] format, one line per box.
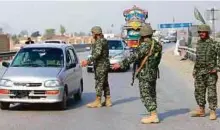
[22, 43, 72, 49]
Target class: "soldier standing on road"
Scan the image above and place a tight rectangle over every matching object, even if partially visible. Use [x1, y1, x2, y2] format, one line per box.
[112, 24, 162, 124]
[190, 24, 219, 120]
[81, 26, 112, 108]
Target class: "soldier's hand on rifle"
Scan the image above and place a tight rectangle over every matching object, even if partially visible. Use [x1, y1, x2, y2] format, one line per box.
[112, 63, 120, 70]
[81, 60, 88, 67]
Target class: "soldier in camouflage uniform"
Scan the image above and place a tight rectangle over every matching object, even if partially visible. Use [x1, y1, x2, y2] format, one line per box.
[81, 26, 112, 108]
[190, 24, 219, 120]
[112, 24, 162, 124]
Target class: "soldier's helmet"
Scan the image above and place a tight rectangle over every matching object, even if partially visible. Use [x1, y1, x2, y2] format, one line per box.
[91, 26, 102, 34]
[198, 24, 211, 32]
[140, 24, 153, 36]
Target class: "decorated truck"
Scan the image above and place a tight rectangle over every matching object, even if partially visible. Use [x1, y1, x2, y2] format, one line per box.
[121, 5, 148, 48]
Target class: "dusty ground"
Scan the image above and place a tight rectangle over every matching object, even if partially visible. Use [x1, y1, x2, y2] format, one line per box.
[162, 47, 220, 105]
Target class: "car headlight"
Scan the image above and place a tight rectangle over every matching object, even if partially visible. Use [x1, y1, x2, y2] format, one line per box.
[44, 80, 61, 87]
[0, 79, 13, 87]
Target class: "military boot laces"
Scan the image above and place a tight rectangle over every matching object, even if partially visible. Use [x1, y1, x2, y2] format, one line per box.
[102, 96, 112, 107]
[209, 110, 217, 120]
[190, 107, 205, 117]
[141, 111, 160, 124]
[86, 96, 102, 108]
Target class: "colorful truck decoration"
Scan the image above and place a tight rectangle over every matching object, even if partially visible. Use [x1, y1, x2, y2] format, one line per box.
[121, 5, 148, 48]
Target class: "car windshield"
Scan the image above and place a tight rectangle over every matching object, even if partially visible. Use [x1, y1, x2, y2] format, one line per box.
[10, 48, 64, 67]
[108, 40, 123, 50]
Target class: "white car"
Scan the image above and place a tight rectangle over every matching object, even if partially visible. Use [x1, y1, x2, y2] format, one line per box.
[0, 43, 83, 110]
[87, 39, 131, 72]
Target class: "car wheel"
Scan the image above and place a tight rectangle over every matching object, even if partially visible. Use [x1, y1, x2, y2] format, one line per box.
[0, 102, 10, 110]
[74, 82, 83, 101]
[57, 90, 67, 110]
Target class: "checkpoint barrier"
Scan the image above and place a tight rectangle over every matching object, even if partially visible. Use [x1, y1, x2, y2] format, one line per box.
[178, 46, 196, 61]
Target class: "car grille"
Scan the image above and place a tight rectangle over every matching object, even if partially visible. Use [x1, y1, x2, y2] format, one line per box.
[9, 90, 46, 99]
[13, 82, 42, 87]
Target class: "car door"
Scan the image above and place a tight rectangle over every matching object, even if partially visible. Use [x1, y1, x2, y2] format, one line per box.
[70, 47, 82, 87]
[64, 48, 76, 94]
[67, 47, 80, 91]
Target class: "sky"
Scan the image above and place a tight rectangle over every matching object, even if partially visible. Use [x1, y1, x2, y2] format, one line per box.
[0, 0, 220, 35]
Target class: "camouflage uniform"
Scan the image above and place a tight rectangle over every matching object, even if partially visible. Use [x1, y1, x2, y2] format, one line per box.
[88, 38, 110, 97]
[119, 25, 162, 123]
[191, 24, 220, 120]
[86, 26, 112, 108]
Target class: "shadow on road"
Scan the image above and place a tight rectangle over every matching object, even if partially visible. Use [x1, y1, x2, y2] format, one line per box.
[113, 97, 139, 106]
[8, 92, 96, 111]
[159, 108, 190, 121]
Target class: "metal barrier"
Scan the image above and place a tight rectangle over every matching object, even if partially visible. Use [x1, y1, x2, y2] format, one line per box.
[178, 46, 196, 61]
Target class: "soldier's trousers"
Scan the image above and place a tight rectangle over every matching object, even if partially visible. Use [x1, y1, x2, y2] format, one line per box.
[94, 67, 110, 97]
[194, 73, 218, 110]
[139, 79, 157, 112]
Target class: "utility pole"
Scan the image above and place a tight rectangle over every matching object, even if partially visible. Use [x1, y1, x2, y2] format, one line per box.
[206, 8, 220, 39]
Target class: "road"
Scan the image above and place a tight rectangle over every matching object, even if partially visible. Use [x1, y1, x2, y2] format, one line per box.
[0, 43, 219, 130]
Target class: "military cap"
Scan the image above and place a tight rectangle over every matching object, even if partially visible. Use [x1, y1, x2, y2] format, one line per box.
[198, 24, 211, 32]
[140, 24, 153, 36]
[91, 26, 102, 34]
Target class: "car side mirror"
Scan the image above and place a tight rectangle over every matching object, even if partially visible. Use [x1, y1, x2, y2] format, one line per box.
[66, 62, 76, 69]
[2, 61, 10, 68]
[70, 62, 76, 68]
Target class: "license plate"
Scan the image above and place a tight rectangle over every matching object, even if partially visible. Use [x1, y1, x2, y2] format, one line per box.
[11, 90, 30, 98]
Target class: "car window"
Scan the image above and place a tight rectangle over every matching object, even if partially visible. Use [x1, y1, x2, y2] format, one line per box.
[66, 50, 73, 65]
[67, 49, 76, 64]
[11, 48, 64, 67]
[108, 40, 123, 50]
[71, 48, 78, 64]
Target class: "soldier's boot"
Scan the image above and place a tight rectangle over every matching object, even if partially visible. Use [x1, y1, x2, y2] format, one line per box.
[102, 96, 112, 107]
[86, 96, 102, 108]
[209, 110, 217, 120]
[190, 107, 205, 117]
[141, 111, 160, 124]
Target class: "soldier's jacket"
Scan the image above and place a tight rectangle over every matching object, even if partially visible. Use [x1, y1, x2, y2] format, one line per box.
[193, 38, 220, 76]
[120, 38, 162, 81]
[87, 38, 110, 69]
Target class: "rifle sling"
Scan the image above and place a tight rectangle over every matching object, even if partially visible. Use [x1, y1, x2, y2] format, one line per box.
[136, 40, 155, 73]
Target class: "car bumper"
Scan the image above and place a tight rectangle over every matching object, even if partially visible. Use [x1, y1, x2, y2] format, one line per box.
[0, 86, 64, 103]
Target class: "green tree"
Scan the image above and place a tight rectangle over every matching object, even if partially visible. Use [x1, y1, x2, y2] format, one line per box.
[44, 28, 55, 39]
[19, 30, 28, 37]
[60, 25, 66, 35]
[31, 31, 41, 37]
